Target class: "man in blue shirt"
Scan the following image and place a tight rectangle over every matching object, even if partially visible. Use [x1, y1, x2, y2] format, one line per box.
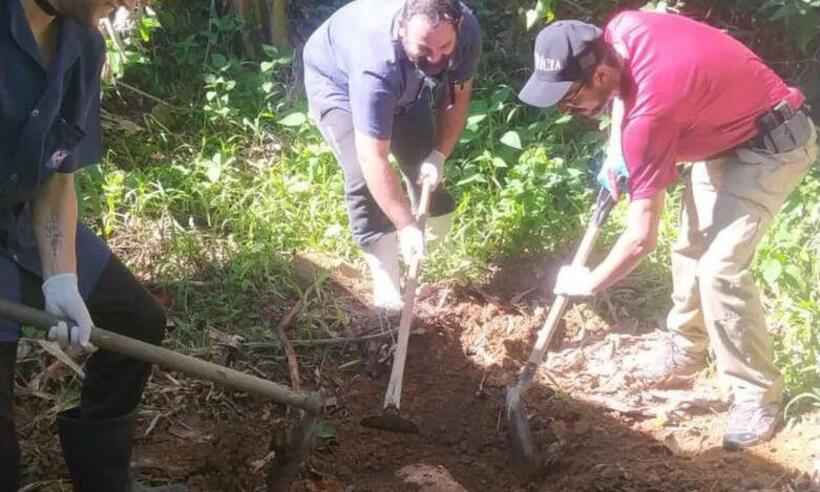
[303, 0, 481, 311]
[0, 1, 186, 490]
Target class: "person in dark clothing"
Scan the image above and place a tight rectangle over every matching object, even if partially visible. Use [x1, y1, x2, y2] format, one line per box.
[303, 0, 481, 312]
[0, 1, 187, 490]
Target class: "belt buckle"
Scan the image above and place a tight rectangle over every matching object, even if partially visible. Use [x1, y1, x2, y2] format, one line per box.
[773, 100, 794, 123]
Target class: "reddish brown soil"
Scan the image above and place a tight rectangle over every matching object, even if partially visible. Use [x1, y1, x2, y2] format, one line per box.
[15, 255, 820, 492]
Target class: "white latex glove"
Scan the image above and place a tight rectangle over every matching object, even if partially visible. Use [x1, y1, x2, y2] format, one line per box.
[553, 265, 595, 297]
[397, 223, 425, 265]
[43, 273, 95, 353]
[418, 150, 446, 188]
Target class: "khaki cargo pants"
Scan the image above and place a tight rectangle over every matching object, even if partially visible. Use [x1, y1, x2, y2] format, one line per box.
[667, 121, 817, 406]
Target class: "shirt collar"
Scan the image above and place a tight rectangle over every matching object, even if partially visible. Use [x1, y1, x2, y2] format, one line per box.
[8, 0, 82, 76]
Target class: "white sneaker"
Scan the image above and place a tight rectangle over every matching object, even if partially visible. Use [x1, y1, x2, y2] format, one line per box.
[361, 233, 403, 313]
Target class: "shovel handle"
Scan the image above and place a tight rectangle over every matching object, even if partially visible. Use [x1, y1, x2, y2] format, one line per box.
[382, 180, 433, 411]
[0, 299, 323, 414]
[415, 180, 433, 224]
[525, 187, 616, 367]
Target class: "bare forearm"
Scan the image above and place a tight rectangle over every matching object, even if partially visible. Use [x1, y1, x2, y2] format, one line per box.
[589, 231, 650, 293]
[355, 133, 414, 229]
[362, 156, 414, 228]
[588, 194, 664, 294]
[33, 174, 78, 277]
[435, 80, 472, 157]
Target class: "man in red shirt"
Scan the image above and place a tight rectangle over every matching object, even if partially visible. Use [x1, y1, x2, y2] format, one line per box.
[519, 12, 817, 448]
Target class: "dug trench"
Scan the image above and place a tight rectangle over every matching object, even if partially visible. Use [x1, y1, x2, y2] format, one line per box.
[14, 253, 820, 491]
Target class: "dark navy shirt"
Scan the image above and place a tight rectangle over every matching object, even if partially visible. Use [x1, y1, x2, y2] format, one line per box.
[303, 0, 481, 139]
[0, 0, 111, 341]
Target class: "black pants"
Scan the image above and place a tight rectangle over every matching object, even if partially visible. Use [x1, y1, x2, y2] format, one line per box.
[315, 100, 456, 247]
[0, 254, 166, 489]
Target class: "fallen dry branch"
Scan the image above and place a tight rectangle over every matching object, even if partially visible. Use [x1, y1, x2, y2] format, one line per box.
[273, 298, 305, 393]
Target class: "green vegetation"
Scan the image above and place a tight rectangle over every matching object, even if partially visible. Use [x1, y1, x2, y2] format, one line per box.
[82, 1, 818, 416]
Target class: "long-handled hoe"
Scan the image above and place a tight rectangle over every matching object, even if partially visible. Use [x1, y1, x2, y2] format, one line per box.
[360, 180, 434, 434]
[505, 187, 617, 470]
[0, 299, 323, 491]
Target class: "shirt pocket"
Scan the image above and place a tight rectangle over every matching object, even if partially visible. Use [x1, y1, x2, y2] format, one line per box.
[43, 117, 86, 173]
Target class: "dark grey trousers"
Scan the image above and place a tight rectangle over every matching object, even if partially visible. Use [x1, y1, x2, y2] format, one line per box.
[314, 100, 455, 247]
[0, 255, 166, 490]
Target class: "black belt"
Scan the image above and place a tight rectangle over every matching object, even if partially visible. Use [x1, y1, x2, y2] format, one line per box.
[745, 101, 811, 153]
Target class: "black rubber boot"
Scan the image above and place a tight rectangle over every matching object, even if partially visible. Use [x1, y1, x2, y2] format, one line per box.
[0, 417, 19, 492]
[0, 342, 20, 492]
[57, 408, 187, 492]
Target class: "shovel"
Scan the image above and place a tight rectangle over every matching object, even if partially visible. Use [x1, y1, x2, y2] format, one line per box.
[505, 186, 617, 469]
[360, 180, 433, 434]
[0, 298, 323, 412]
[0, 298, 323, 490]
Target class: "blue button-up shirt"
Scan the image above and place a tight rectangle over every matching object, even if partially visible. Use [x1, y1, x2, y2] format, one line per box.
[303, 0, 481, 140]
[0, 0, 111, 341]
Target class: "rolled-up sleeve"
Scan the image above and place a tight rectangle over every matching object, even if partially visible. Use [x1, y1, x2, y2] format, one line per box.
[349, 68, 399, 140]
[58, 35, 105, 174]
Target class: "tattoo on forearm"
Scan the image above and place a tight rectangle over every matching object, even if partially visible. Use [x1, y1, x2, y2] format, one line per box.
[45, 214, 64, 261]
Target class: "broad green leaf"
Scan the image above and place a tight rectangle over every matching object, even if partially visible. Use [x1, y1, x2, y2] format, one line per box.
[469, 100, 489, 113]
[784, 264, 806, 288]
[492, 157, 508, 169]
[278, 112, 307, 127]
[526, 0, 554, 30]
[211, 53, 227, 67]
[467, 114, 487, 127]
[762, 258, 783, 285]
[500, 131, 523, 150]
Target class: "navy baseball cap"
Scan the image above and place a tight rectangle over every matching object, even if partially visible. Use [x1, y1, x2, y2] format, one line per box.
[519, 20, 603, 108]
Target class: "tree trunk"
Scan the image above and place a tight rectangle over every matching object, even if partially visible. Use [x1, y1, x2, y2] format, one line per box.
[269, 0, 290, 51]
[229, 0, 290, 58]
[232, 0, 262, 58]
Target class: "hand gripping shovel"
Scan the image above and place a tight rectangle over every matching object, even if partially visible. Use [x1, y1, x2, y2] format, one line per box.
[505, 187, 617, 469]
[360, 180, 433, 434]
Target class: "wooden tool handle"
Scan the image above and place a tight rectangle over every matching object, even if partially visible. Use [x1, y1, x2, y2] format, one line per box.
[525, 188, 616, 367]
[0, 299, 323, 414]
[383, 180, 433, 410]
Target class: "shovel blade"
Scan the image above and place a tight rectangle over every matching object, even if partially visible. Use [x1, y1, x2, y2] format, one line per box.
[267, 412, 320, 491]
[505, 383, 537, 466]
